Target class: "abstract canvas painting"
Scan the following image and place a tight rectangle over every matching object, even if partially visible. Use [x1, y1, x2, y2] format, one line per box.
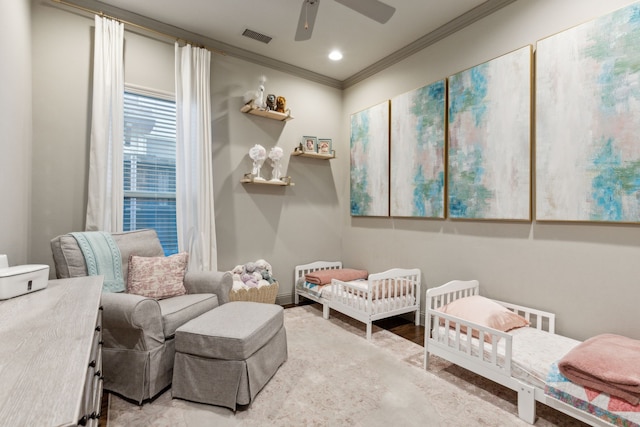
[350, 101, 389, 216]
[536, 3, 640, 222]
[390, 80, 446, 218]
[448, 45, 532, 220]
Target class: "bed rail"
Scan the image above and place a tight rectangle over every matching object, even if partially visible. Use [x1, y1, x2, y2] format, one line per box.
[425, 280, 556, 333]
[294, 260, 342, 283]
[330, 269, 420, 314]
[496, 300, 556, 333]
[329, 268, 421, 339]
[427, 279, 479, 310]
[427, 310, 513, 377]
[294, 261, 342, 305]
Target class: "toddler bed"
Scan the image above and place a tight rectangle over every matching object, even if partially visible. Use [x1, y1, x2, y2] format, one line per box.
[294, 261, 421, 340]
[424, 279, 640, 427]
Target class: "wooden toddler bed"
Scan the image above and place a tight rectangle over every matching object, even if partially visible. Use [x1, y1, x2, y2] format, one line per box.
[294, 261, 421, 340]
[424, 280, 639, 427]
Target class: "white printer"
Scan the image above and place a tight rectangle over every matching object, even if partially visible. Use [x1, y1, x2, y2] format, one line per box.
[0, 254, 49, 300]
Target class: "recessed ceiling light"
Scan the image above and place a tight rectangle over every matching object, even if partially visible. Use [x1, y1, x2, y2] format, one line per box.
[328, 50, 343, 61]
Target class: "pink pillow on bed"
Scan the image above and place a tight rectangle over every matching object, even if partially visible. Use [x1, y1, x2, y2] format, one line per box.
[437, 295, 529, 342]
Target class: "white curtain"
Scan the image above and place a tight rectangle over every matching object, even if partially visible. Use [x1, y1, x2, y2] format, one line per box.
[175, 43, 217, 271]
[85, 16, 124, 232]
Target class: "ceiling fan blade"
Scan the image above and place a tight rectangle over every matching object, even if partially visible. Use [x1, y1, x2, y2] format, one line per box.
[334, 0, 395, 24]
[295, 0, 320, 41]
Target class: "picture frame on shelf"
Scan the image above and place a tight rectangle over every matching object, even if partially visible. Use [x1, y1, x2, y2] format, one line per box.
[318, 138, 332, 155]
[302, 136, 317, 153]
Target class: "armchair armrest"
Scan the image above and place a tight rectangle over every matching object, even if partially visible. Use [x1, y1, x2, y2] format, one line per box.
[100, 292, 165, 351]
[183, 270, 233, 305]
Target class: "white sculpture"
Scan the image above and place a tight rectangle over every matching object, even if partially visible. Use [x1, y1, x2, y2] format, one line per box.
[242, 75, 268, 109]
[256, 75, 266, 109]
[268, 146, 284, 181]
[249, 144, 267, 181]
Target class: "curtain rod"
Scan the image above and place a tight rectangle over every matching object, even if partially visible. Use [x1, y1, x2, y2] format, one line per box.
[51, 0, 225, 55]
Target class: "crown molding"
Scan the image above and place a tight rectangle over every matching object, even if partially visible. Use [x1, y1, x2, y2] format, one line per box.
[342, 0, 517, 88]
[52, 0, 515, 90]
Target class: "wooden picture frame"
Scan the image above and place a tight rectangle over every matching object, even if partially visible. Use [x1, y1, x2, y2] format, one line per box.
[302, 136, 317, 153]
[317, 138, 332, 155]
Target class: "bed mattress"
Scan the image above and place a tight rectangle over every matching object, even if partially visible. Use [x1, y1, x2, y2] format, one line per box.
[436, 326, 580, 388]
[296, 278, 327, 298]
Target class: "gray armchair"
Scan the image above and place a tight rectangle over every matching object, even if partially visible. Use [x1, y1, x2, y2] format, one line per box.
[50, 229, 233, 404]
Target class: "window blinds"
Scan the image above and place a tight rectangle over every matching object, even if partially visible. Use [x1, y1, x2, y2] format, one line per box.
[123, 91, 178, 255]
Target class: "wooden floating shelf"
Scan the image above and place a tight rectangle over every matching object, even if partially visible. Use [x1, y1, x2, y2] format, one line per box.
[240, 104, 293, 121]
[241, 174, 294, 186]
[291, 149, 336, 160]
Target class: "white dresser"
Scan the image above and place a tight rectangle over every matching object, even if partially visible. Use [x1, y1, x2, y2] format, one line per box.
[0, 276, 103, 426]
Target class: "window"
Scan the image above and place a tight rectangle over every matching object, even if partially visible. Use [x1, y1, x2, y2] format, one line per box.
[123, 89, 178, 255]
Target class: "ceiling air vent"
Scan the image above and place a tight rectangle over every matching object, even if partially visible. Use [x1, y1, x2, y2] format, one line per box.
[242, 29, 272, 44]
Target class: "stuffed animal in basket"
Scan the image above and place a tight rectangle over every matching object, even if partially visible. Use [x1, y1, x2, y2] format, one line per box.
[231, 259, 276, 290]
[276, 96, 286, 113]
[241, 272, 259, 288]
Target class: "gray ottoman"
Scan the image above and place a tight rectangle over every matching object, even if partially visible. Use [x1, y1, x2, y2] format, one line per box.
[172, 301, 287, 410]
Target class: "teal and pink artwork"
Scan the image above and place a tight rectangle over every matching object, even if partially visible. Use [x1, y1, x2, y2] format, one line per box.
[536, 3, 640, 222]
[350, 101, 389, 216]
[448, 46, 532, 220]
[390, 80, 446, 218]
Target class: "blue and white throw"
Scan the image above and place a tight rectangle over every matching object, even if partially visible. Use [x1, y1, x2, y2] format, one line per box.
[71, 231, 125, 293]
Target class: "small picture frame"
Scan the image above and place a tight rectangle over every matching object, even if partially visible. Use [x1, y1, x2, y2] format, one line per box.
[317, 138, 332, 155]
[302, 136, 317, 153]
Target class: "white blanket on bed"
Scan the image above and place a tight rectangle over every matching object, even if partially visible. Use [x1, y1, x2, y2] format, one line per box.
[437, 326, 580, 388]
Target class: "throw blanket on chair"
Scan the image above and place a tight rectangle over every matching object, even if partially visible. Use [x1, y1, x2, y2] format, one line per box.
[558, 333, 640, 405]
[71, 231, 125, 293]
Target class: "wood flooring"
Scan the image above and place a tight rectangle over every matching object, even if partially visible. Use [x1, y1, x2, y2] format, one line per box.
[99, 301, 425, 426]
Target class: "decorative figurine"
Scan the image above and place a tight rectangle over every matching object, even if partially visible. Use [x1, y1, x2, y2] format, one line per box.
[268, 146, 284, 181]
[276, 95, 286, 113]
[265, 94, 276, 111]
[256, 75, 267, 109]
[249, 144, 267, 181]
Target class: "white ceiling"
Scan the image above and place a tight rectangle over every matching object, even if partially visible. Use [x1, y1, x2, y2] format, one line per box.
[69, 0, 515, 87]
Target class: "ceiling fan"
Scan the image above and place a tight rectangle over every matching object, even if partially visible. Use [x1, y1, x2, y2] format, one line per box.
[295, 0, 396, 41]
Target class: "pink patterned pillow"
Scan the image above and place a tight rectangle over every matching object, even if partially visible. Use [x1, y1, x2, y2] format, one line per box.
[127, 252, 188, 299]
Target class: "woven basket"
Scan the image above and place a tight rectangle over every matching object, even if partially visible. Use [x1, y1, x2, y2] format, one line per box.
[229, 281, 279, 304]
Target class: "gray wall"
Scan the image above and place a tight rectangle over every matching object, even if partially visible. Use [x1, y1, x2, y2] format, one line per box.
[29, 0, 343, 301]
[22, 0, 640, 341]
[342, 0, 640, 341]
[31, 1, 91, 266]
[0, 0, 32, 265]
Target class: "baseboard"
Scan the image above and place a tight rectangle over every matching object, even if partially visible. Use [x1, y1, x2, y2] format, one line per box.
[275, 292, 295, 306]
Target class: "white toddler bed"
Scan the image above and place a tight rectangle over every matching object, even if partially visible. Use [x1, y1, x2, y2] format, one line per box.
[294, 261, 421, 340]
[424, 280, 637, 427]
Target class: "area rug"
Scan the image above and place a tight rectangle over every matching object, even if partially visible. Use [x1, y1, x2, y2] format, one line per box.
[107, 305, 587, 426]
